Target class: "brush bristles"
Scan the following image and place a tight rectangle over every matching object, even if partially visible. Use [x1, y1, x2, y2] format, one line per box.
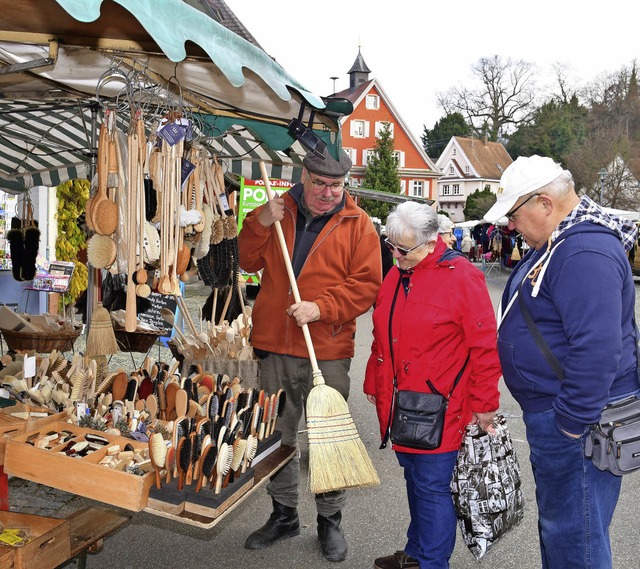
[151, 433, 167, 468]
[306, 383, 380, 494]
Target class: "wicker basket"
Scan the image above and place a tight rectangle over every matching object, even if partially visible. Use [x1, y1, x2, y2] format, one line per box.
[114, 328, 163, 353]
[0, 327, 81, 353]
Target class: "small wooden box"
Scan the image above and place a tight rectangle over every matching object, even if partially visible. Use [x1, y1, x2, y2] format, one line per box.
[4, 421, 154, 511]
[0, 511, 71, 569]
[0, 403, 66, 465]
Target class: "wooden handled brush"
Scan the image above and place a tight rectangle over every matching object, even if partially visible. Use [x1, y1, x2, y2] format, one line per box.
[259, 160, 380, 494]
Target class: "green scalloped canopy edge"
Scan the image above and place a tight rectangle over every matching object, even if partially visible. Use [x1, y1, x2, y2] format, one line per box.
[55, 0, 325, 109]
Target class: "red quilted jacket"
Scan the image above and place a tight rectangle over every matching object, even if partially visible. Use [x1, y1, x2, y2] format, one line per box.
[364, 239, 501, 453]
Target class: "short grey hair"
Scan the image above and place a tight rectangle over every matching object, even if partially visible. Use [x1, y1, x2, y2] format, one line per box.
[386, 202, 438, 245]
[540, 169, 574, 199]
[437, 214, 454, 234]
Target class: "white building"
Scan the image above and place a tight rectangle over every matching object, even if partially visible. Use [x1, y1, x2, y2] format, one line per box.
[435, 136, 512, 222]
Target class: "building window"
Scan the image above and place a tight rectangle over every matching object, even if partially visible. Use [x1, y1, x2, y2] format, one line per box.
[366, 94, 380, 109]
[349, 177, 361, 188]
[400, 180, 406, 194]
[449, 166, 454, 175]
[410, 180, 423, 197]
[442, 184, 450, 196]
[453, 184, 461, 195]
[453, 148, 457, 155]
[375, 121, 394, 137]
[465, 166, 470, 174]
[343, 147, 357, 165]
[364, 149, 376, 165]
[350, 120, 369, 138]
[484, 184, 491, 192]
[393, 150, 405, 168]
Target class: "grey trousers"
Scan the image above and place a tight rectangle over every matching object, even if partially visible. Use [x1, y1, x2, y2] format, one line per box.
[259, 353, 351, 517]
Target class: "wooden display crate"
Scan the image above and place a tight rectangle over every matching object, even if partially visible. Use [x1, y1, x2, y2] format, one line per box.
[4, 421, 154, 511]
[0, 510, 71, 569]
[0, 403, 67, 465]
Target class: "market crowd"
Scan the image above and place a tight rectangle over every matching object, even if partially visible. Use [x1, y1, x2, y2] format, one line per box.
[238, 149, 638, 569]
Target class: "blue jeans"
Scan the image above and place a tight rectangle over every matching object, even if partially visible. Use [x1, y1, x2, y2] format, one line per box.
[523, 409, 622, 569]
[396, 451, 458, 569]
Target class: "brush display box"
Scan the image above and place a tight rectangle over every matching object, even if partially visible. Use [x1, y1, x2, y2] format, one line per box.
[4, 421, 155, 511]
[0, 402, 66, 465]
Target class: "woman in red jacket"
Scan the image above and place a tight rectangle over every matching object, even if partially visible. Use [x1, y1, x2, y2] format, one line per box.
[364, 202, 501, 569]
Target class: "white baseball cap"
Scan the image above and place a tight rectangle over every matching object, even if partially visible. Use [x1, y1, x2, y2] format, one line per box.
[484, 155, 564, 222]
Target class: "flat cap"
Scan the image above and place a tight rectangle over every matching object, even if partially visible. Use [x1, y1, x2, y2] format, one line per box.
[303, 147, 352, 178]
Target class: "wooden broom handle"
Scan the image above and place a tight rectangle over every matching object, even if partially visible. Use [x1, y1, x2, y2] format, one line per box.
[259, 161, 320, 375]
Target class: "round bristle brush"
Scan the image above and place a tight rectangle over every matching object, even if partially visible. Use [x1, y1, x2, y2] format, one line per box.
[149, 432, 167, 489]
[196, 443, 217, 493]
[213, 442, 232, 494]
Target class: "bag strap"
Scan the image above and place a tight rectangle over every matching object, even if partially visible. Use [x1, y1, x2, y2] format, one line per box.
[517, 280, 564, 380]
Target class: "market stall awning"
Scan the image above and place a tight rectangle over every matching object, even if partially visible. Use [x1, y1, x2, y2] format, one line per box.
[0, 0, 351, 193]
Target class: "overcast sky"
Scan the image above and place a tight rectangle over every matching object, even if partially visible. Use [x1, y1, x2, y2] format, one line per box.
[229, 0, 638, 140]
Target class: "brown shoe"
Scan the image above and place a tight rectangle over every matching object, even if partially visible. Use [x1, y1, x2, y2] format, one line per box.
[373, 550, 419, 569]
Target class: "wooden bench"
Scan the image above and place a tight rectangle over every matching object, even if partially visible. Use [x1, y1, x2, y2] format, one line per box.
[67, 507, 131, 569]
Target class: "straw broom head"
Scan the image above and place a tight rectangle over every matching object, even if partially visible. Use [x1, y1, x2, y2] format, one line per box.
[306, 370, 380, 493]
[85, 303, 120, 357]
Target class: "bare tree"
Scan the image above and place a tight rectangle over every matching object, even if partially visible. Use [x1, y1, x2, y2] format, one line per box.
[437, 55, 537, 141]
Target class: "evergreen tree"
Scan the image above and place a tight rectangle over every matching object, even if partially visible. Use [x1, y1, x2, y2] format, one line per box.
[463, 188, 497, 220]
[421, 112, 470, 159]
[359, 122, 401, 222]
[506, 96, 588, 162]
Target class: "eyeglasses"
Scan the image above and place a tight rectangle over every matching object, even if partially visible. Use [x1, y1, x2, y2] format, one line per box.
[384, 238, 425, 256]
[506, 193, 539, 222]
[309, 176, 347, 192]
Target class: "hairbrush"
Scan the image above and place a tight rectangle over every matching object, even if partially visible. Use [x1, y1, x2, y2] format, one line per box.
[207, 393, 219, 422]
[149, 432, 167, 489]
[176, 436, 192, 490]
[165, 444, 176, 484]
[157, 381, 167, 421]
[186, 431, 197, 486]
[213, 442, 232, 493]
[197, 443, 217, 493]
[272, 389, 286, 434]
[242, 434, 258, 473]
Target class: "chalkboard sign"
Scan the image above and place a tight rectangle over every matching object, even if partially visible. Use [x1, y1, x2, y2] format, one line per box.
[137, 291, 177, 335]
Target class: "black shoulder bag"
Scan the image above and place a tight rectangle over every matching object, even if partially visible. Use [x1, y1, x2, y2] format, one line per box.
[380, 272, 469, 450]
[518, 282, 640, 475]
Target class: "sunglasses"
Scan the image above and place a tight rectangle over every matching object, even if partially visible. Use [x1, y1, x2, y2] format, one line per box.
[384, 238, 425, 256]
[506, 193, 539, 222]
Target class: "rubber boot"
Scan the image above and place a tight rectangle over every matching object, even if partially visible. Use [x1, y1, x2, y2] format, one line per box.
[317, 511, 348, 562]
[244, 499, 300, 550]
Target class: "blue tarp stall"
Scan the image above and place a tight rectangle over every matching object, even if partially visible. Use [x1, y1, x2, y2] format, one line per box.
[0, 0, 352, 193]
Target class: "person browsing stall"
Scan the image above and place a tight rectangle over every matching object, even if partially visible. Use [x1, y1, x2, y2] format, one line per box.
[485, 155, 640, 569]
[364, 202, 501, 569]
[238, 147, 382, 563]
[436, 213, 456, 249]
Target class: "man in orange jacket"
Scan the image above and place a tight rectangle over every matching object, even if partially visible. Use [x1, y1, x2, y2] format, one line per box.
[239, 147, 382, 562]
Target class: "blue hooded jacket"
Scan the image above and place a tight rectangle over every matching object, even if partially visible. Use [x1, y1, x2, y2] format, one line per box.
[498, 215, 639, 435]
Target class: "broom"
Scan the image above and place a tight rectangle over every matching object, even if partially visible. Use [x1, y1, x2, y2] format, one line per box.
[85, 302, 120, 358]
[258, 161, 379, 493]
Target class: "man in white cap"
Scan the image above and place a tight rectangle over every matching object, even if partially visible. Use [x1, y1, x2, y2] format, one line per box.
[485, 155, 639, 568]
[239, 147, 382, 562]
